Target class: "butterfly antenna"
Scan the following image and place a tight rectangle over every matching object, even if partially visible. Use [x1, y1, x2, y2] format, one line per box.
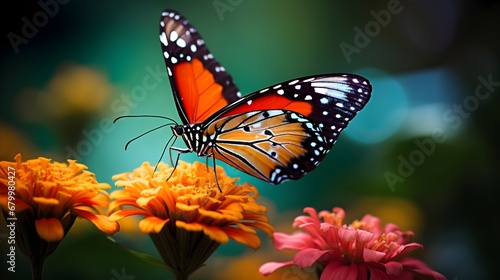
[114, 114, 179, 150]
[124, 123, 175, 151]
[114, 114, 178, 124]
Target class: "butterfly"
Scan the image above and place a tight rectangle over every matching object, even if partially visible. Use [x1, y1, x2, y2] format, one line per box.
[124, 9, 372, 185]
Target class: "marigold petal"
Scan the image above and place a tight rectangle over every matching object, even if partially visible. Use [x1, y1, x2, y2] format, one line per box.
[199, 207, 240, 221]
[176, 220, 204, 231]
[259, 261, 294, 275]
[242, 220, 274, 238]
[74, 208, 119, 235]
[137, 196, 157, 208]
[176, 221, 229, 244]
[35, 217, 64, 242]
[139, 217, 170, 233]
[233, 222, 257, 234]
[176, 202, 199, 212]
[224, 227, 261, 249]
[108, 209, 152, 221]
[33, 197, 59, 205]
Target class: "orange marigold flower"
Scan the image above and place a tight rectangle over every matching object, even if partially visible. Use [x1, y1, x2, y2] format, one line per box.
[0, 153, 119, 279]
[109, 160, 274, 280]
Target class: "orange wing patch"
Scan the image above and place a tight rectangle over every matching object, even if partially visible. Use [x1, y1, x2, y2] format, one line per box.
[173, 58, 229, 123]
[205, 110, 327, 183]
[219, 94, 313, 121]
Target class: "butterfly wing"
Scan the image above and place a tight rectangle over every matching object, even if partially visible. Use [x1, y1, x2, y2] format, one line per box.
[159, 10, 372, 184]
[159, 9, 241, 124]
[202, 74, 372, 184]
[204, 74, 372, 150]
[204, 110, 329, 184]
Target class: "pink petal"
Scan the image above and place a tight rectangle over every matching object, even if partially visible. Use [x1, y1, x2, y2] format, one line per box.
[294, 248, 330, 268]
[303, 207, 320, 222]
[273, 232, 317, 250]
[357, 229, 374, 243]
[367, 264, 393, 280]
[321, 262, 358, 280]
[259, 261, 294, 275]
[293, 207, 321, 228]
[361, 214, 383, 238]
[384, 261, 403, 275]
[300, 223, 328, 247]
[320, 223, 340, 248]
[393, 242, 423, 259]
[363, 248, 386, 262]
[337, 227, 358, 242]
[400, 258, 447, 280]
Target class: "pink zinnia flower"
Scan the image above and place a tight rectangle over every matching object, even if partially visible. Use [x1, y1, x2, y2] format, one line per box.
[260, 207, 445, 280]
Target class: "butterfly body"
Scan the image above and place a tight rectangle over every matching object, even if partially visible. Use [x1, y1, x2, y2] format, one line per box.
[157, 9, 372, 184]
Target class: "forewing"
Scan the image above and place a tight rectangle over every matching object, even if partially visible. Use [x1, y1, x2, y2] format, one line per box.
[159, 9, 241, 124]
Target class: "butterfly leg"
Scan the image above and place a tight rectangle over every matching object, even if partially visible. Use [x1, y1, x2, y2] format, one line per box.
[198, 152, 222, 192]
[211, 154, 222, 192]
[167, 146, 191, 181]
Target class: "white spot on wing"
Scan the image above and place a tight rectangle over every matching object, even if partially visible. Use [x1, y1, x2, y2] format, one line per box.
[170, 30, 179, 41]
[160, 32, 168, 46]
[177, 38, 186, 48]
[313, 86, 348, 101]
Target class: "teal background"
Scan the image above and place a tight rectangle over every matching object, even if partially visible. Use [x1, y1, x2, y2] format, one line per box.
[1, 0, 499, 279]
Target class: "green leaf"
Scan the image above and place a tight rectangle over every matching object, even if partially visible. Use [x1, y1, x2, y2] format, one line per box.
[106, 237, 168, 268]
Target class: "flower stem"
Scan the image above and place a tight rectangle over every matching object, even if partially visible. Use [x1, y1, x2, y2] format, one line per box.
[31, 258, 44, 280]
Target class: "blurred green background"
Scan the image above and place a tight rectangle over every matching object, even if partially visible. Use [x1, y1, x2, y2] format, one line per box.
[1, 0, 499, 279]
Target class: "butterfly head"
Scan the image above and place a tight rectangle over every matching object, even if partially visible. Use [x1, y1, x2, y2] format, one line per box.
[172, 125, 185, 137]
